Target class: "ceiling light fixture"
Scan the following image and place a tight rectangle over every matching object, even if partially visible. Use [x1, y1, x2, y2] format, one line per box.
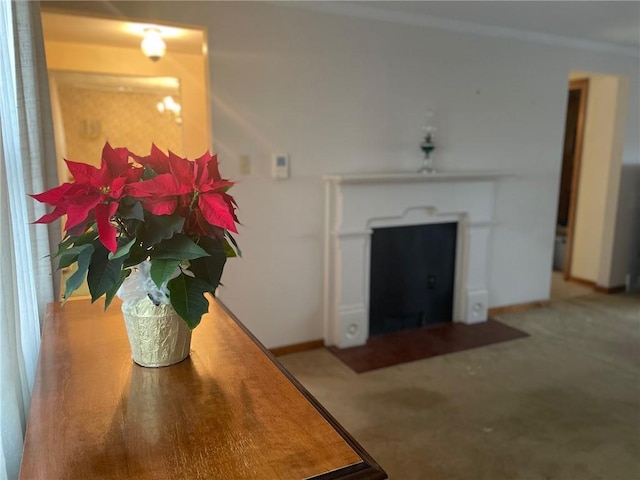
[141, 28, 166, 61]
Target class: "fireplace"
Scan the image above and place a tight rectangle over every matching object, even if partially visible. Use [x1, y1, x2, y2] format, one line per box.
[324, 171, 503, 348]
[369, 222, 457, 335]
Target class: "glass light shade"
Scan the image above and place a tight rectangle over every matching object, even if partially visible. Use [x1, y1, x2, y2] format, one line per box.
[141, 29, 166, 61]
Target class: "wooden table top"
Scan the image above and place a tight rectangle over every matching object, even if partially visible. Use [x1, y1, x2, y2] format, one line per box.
[20, 298, 386, 479]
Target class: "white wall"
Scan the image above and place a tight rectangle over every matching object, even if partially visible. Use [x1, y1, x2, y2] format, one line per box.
[44, 2, 640, 348]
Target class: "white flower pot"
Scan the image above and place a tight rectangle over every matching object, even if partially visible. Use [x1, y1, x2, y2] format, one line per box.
[122, 296, 192, 367]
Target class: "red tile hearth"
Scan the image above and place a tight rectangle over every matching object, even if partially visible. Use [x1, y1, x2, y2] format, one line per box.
[327, 319, 529, 373]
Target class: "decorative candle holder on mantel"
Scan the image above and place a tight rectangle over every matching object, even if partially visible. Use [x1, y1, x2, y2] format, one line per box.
[419, 141, 435, 174]
[418, 125, 436, 174]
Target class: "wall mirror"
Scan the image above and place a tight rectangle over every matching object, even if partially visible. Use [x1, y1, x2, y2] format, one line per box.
[49, 71, 184, 182]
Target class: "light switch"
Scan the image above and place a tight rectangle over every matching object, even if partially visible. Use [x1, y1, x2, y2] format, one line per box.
[239, 154, 251, 175]
[271, 154, 290, 180]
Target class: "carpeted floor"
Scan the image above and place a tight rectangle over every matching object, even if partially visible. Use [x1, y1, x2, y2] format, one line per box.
[328, 319, 528, 373]
[280, 292, 640, 480]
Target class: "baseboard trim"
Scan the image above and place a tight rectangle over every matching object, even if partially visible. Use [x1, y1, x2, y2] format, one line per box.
[594, 284, 625, 294]
[566, 276, 596, 288]
[567, 276, 625, 294]
[488, 300, 550, 317]
[270, 339, 325, 357]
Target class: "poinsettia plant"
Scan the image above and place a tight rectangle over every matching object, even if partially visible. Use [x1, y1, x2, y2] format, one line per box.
[31, 142, 240, 329]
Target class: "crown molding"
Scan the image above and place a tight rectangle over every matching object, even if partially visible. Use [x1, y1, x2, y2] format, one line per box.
[276, 1, 639, 59]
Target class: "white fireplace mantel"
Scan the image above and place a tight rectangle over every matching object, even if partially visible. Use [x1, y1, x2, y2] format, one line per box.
[324, 171, 506, 184]
[323, 170, 507, 348]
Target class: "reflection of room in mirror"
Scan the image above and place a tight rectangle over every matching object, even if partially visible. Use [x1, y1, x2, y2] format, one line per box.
[156, 94, 182, 124]
[50, 72, 184, 172]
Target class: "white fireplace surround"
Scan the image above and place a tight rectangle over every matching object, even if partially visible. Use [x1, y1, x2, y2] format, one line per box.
[323, 171, 504, 348]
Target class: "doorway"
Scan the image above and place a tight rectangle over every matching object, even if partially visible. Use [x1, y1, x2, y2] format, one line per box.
[40, 10, 211, 298]
[552, 71, 631, 297]
[553, 79, 588, 281]
[41, 10, 211, 162]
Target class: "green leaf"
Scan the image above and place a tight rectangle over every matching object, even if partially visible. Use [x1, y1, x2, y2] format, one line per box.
[189, 237, 227, 291]
[141, 212, 185, 246]
[152, 233, 210, 260]
[222, 237, 237, 258]
[225, 231, 242, 257]
[118, 197, 144, 221]
[54, 230, 98, 257]
[87, 242, 126, 303]
[63, 244, 94, 301]
[142, 165, 158, 180]
[123, 237, 151, 268]
[167, 274, 212, 329]
[197, 236, 226, 254]
[104, 268, 131, 310]
[55, 236, 75, 254]
[75, 230, 99, 246]
[108, 237, 136, 260]
[150, 258, 181, 288]
[57, 243, 94, 270]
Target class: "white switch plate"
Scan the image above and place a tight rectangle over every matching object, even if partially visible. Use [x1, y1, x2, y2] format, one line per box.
[271, 154, 290, 180]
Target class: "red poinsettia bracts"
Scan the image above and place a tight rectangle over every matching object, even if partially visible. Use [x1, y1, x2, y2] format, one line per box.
[31, 143, 142, 252]
[127, 146, 238, 234]
[30, 142, 240, 329]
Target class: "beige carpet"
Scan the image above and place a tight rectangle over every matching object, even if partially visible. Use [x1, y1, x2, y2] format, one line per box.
[280, 292, 640, 480]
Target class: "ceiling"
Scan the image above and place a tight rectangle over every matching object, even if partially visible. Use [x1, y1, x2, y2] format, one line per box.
[41, 12, 204, 55]
[41, 2, 639, 56]
[344, 1, 640, 50]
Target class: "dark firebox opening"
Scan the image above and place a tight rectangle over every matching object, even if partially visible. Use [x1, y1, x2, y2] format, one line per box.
[369, 222, 457, 336]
